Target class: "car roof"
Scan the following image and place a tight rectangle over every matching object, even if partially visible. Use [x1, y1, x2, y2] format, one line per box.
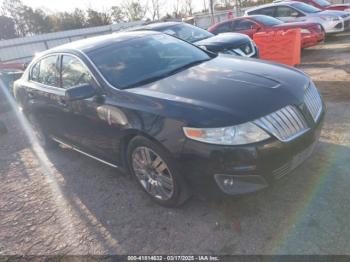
[246, 1, 299, 12]
[43, 30, 161, 55]
[132, 21, 183, 31]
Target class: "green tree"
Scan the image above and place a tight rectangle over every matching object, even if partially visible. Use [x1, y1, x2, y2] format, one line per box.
[0, 15, 17, 39]
[2, 0, 29, 36]
[22, 7, 51, 34]
[86, 9, 111, 27]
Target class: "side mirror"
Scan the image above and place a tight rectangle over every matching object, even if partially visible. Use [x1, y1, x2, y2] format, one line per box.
[65, 84, 96, 101]
[291, 12, 299, 17]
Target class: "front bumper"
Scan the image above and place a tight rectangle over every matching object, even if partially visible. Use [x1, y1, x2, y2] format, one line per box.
[178, 110, 325, 196]
[323, 18, 350, 33]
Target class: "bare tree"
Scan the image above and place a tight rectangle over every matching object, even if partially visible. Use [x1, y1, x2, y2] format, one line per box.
[172, 0, 181, 18]
[185, 0, 194, 16]
[149, 0, 164, 21]
[209, 0, 215, 25]
[122, 0, 148, 21]
[111, 6, 125, 22]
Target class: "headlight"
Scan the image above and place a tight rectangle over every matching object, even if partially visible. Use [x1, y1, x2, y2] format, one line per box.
[301, 29, 311, 34]
[183, 122, 270, 145]
[321, 16, 340, 21]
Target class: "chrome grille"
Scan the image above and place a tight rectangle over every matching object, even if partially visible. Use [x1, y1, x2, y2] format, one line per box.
[304, 82, 322, 122]
[254, 105, 309, 142]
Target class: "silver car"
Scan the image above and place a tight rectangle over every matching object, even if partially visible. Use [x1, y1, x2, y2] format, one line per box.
[245, 1, 350, 33]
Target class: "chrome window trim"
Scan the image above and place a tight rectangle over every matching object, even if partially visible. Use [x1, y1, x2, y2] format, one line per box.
[28, 51, 102, 92]
[29, 54, 61, 89]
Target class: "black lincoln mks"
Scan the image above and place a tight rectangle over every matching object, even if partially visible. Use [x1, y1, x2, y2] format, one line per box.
[14, 31, 324, 207]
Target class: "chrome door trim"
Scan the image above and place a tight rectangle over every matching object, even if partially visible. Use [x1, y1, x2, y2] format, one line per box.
[52, 137, 119, 168]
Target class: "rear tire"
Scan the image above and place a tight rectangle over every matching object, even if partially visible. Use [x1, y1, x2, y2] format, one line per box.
[27, 114, 58, 149]
[127, 136, 191, 207]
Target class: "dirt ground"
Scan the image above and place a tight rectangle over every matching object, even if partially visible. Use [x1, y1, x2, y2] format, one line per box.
[0, 32, 350, 255]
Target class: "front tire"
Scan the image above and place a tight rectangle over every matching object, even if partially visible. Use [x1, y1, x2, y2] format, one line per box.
[127, 136, 191, 207]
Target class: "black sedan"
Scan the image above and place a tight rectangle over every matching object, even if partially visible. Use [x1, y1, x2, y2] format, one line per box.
[14, 31, 324, 207]
[132, 22, 259, 58]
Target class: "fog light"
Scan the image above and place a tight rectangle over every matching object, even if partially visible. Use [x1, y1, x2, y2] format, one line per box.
[224, 178, 234, 186]
[214, 174, 268, 195]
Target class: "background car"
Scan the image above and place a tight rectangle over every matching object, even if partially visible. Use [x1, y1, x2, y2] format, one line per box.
[245, 1, 350, 34]
[0, 64, 24, 111]
[274, 0, 350, 12]
[14, 31, 324, 207]
[132, 22, 259, 58]
[208, 15, 325, 48]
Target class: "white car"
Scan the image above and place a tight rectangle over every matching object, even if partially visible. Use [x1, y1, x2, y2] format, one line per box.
[245, 1, 350, 33]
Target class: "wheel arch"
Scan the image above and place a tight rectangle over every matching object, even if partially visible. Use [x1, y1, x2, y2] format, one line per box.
[119, 130, 174, 171]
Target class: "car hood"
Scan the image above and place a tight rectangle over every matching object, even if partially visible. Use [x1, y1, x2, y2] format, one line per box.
[194, 33, 251, 52]
[127, 55, 310, 127]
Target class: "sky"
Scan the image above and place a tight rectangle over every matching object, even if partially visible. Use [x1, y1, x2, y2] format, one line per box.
[0, 0, 206, 14]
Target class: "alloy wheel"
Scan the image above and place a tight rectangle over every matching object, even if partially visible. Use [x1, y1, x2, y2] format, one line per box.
[131, 146, 175, 201]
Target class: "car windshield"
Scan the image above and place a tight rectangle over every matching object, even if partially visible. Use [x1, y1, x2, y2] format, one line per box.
[253, 15, 284, 26]
[88, 33, 212, 89]
[160, 24, 214, 43]
[314, 0, 331, 7]
[291, 2, 322, 13]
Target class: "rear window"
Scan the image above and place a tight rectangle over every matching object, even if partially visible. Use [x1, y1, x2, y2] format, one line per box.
[212, 22, 232, 34]
[291, 2, 322, 13]
[252, 15, 284, 26]
[314, 0, 331, 7]
[249, 7, 276, 16]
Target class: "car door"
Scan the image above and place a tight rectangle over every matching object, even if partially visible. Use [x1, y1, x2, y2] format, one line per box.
[275, 6, 305, 22]
[233, 19, 259, 38]
[24, 55, 65, 137]
[59, 54, 120, 163]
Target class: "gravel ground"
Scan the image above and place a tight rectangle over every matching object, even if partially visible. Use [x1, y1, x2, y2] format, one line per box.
[0, 32, 350, 255]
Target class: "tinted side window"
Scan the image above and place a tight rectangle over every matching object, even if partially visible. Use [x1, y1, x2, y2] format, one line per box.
[234, 20, 255, 30]
[31, 56, 60, 87]
[213, 22, 232, 34]
[276, 6, 301, 17]
[61, 56, 94, 89]
[249, 7, 275, 16]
